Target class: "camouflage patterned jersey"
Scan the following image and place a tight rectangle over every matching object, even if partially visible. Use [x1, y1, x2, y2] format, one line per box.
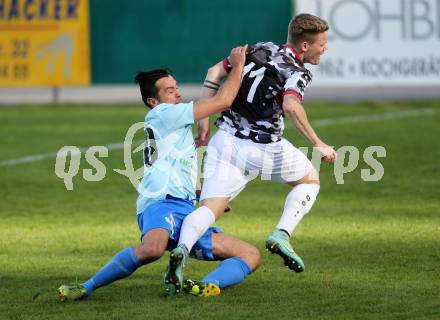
[217, 42, 312, 144]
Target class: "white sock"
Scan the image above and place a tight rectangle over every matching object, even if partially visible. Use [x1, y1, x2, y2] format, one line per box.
[276, 184, 320, 236]
[178, 206, 216, 252]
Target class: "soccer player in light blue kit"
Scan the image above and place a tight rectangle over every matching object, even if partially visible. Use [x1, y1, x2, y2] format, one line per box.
[57, 45, 260, 300]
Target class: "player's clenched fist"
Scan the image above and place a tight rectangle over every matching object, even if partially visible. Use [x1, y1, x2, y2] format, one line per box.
[229, 44, 248, 68]
[315, 142, 337, 163]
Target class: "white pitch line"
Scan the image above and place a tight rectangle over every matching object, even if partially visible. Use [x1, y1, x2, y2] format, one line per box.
[0, 108, 436, 167]
[0, 142, 129, 167]
[313, 108, 435, 127]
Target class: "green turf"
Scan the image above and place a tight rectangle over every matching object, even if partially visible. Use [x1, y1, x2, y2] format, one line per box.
[0, 101, 439, 320]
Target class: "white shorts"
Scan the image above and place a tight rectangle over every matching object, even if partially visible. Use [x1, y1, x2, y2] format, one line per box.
[200, 130, 313, 201]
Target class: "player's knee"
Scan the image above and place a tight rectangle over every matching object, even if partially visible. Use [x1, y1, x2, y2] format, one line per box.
[307, 168, 320, 184]
[300, 168, 320, 185]
[201, 198, 230, 219]
[137, 243, 165, 263]
[243, 245, 261, 271]
[250, 246, 261, 271]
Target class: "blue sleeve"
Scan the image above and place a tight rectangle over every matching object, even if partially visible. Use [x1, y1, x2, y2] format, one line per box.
[146, 102, 194, 136]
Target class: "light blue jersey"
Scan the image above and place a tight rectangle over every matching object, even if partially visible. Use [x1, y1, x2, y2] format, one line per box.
[136, 102, 197, 214]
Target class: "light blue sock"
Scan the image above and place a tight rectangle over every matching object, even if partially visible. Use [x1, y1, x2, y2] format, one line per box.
[201, 257, 252, 289]
[82, 247, 141, 296]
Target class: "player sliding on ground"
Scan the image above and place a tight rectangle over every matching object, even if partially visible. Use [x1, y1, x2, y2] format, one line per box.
[165, 14, 337, 294]
[58, 45, 261, 300]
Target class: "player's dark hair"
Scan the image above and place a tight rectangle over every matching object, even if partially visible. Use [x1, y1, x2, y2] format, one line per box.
[134, 69, 171, 108]
[288, 14, 329, 45]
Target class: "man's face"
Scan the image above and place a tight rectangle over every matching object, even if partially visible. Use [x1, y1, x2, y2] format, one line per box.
[155, 76, 182, 104]
[303, 32, 328, 65]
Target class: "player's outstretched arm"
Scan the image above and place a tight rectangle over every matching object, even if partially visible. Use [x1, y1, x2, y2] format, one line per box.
[195, 62, 229, 147]
[283, 94, 337, 163]
[193, 45, 247, 121]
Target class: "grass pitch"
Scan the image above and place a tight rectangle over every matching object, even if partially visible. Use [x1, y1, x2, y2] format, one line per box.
[0, 101, 439, 320]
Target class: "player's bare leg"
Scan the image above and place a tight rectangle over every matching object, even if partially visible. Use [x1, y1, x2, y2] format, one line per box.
[135, 228, 169, 263]
[202, 197, 231, 219]
[184, 233, 260, 296]
[211, 233, 260, 270]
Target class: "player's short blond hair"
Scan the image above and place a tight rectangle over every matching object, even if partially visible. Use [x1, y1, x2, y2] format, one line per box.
[288, 14, 329, 45]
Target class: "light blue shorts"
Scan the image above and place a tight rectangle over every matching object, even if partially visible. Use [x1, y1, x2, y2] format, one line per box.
[137, 197, 222, 261]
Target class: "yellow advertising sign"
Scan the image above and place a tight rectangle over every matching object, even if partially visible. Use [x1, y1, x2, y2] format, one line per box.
[0, 0, 90, 86]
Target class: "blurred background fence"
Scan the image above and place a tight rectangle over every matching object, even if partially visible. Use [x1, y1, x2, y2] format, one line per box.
[90, 0, 291, 84]
[1, 0, 440, 104]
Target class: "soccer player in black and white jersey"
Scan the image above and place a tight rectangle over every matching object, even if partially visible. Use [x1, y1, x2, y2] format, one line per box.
[166, 14, 337, 289]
